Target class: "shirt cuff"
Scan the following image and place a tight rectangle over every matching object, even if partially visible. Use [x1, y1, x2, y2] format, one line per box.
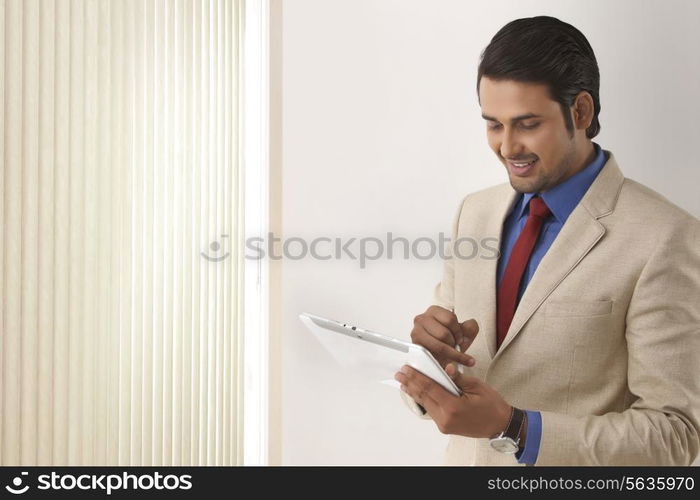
[515, 410, 542, 465]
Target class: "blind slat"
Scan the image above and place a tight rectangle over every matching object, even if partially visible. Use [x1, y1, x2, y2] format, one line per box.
[1, 0, 242, 466]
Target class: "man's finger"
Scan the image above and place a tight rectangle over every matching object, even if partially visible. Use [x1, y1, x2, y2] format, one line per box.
[445, 364, 483, 393]
[399, 380, 441, 417]
[413, 387, 441, 417]
[420, 334, 475, 366]
[398, 365, 455, 408]
[422, 316, 458, 346]
[396, 371, 425, 405]
[460, 318, 479, 342]
[458, 319, 479, 351]
[396, 365, 436, 403]
[431, 308, 463, 345]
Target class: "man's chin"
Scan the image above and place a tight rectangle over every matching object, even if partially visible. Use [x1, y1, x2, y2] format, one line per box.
[508, 175, 543, 194]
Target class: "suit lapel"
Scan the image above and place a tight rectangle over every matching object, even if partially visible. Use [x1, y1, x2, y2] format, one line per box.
[494, 206, 605, 356]
[470, 187, 519, 360]
[492, 153, 625, 359]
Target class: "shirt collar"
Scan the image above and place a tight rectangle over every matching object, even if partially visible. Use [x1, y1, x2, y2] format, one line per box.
[515, 143, 607, 224]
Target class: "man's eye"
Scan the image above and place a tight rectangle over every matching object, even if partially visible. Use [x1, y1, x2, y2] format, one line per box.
[487, 123, 502, 130]
[520, 122, 540, 130]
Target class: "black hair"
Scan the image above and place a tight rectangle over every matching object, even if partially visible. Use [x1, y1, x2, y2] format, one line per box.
[477, 16, 601, 138]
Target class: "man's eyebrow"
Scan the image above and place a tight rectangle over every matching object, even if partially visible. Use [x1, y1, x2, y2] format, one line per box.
[481, 113, 542, 122]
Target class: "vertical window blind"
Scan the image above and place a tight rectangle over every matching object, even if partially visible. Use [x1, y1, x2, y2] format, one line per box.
[1, 0, 244, 466]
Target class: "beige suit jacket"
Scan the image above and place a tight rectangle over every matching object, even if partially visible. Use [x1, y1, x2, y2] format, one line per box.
[403, 152, 700, 465]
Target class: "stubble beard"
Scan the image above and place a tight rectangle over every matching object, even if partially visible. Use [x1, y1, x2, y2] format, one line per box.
[507, 142, 578, 194]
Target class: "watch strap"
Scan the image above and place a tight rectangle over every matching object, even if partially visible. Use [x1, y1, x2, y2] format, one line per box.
[502, 406, 525, 443]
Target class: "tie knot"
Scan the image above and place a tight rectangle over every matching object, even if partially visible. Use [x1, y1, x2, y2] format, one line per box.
[529, 196, 551, 219]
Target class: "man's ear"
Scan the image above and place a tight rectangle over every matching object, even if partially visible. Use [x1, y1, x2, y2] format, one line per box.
[572, 91, 594, 130]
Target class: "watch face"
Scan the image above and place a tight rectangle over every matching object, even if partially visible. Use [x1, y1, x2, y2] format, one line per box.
[490, 437, 519, 454]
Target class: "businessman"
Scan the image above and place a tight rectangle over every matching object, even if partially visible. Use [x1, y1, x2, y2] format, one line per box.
[394, 16, 700, 465]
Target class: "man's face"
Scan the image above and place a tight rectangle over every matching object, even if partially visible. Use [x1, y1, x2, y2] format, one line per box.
[479, 77, 580, 193]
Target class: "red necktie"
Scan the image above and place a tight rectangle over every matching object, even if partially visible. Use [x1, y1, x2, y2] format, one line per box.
[497, 196, 552, 350]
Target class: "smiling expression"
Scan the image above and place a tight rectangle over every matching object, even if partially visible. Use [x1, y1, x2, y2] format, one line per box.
[478, 77, 593, 194]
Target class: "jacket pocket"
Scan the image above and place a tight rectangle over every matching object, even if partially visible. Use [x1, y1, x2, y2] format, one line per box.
[545, 299, 613, 317]
[542, 299, 617, 413]
[544, 299, 616, 349]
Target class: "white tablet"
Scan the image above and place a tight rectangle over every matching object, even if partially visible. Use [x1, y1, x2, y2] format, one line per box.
[299, 312, 461, 396]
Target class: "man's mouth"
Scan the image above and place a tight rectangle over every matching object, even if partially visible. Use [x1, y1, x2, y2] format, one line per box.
[506, 158, 538, 177]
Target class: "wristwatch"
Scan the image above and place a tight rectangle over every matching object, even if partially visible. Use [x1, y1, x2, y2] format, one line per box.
[489, 407, 525, 454]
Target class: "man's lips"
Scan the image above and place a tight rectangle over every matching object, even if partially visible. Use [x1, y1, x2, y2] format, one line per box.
[506, 158, 538, 177]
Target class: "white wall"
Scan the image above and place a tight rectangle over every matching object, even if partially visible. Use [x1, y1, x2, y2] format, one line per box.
[280, 0, 700, 465]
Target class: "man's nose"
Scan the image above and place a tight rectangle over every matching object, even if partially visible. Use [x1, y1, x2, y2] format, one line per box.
[499, 129, 523, 159]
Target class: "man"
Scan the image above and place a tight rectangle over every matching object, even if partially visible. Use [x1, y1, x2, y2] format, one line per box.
[394, 16, 700, 466]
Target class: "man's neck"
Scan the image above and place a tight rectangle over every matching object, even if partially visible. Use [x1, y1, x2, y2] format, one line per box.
[574, 140, 597, 177]
[547, 140, 596, 191]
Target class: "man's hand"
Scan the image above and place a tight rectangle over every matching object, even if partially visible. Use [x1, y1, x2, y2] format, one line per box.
[411, 305, 480, 368]
[394, 364, 512, 439]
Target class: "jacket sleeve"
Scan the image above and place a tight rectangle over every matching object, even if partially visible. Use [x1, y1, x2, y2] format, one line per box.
[431, 195, 468, 311]
[400, 195, 468, 419]
[536, 218, 700, 465]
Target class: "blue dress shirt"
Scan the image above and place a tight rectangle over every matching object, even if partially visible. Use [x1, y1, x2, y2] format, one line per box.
[496, 143, 607, 464]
